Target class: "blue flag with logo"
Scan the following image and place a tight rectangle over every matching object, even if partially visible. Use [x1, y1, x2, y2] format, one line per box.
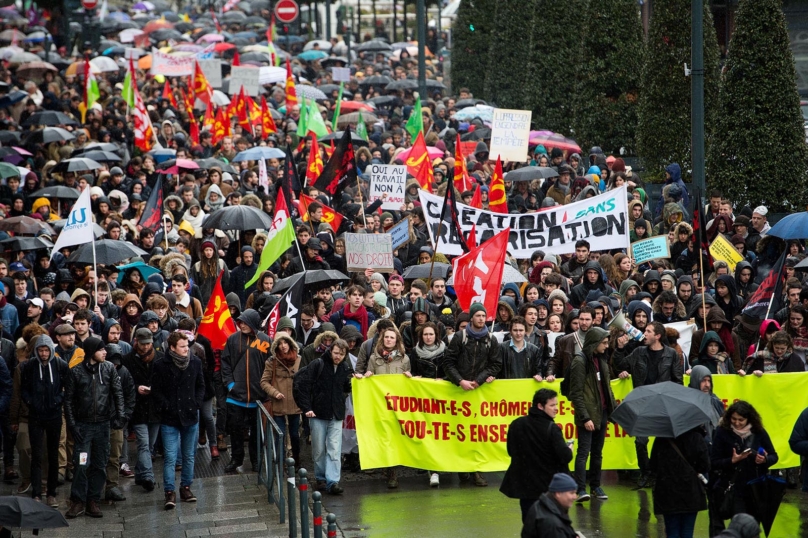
[50, 187, 94, 260]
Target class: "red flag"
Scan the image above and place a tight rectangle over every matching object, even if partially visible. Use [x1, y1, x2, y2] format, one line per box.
[198, 271, 237, 350]
[133, 84, 155, 152]
[193, 60, 213, 106]
[231, 87, 250, 130]
[454, 133, 472, 192]
[138, 178, 163, 230]
[260, 96, 277, 138]
[232, 50, 240, 66]
[212, 107, 229, 145]
[285, 57, 297, 113]
[203, 102, 215, 130]
[210, 9, 222, 33]
[452, 228, 511, 320]
[467, 224, 477, 249]
[299, 193, 344, 233]
[488, 156, 508, 213]
[305, 135, 324, 187]
[405, 132, 430, 177]
[162, 79, 178, 108]
[414, 156, 434, 191]
[189, 115, 200, 145]
[312, 129, 357, 198]
[469, 184, 483, 209]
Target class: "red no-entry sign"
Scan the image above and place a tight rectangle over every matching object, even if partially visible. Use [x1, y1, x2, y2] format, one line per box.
[81, 0, 98, 9]
[274, 0, 299, 23]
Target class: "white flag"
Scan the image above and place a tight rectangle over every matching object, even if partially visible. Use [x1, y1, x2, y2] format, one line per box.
[258, 158, 269, 191]
[50, 188, 94, 260]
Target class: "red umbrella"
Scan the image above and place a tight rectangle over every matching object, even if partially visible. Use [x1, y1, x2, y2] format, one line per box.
[530, 134, 581, 154]
[142, 19, 175, 34]
[213, 42, 237, 52]
[338, 101, 374, 112]
[395, 144, 444, 163]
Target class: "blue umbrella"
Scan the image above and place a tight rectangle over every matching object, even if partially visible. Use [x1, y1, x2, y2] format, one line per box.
[766, 212, 808, 240]
[297, 50, 328, 62]
[0, 90, 27, 109]
[116, 262, 160, 284]
[232, 147, 286, 162]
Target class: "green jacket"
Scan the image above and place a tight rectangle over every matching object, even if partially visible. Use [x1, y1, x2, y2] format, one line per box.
[568, 327, 615, 427]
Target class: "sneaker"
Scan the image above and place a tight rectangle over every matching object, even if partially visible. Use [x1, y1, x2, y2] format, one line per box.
[474, 472, 488, 487]
[16, 481, 30, 495]
[47, 496, 58, 508]
[86, 500, 103, 518]
[65, 500, 84, 519]
[637, 473, 652, 489]
[119, 463, 134, 477]
[105, 488, 126, 501]
[591, 487, 608, 500]
[224, 461, 241, 473]
[429, 473, 440, 488]
[179, 486, 197, 502]
[142, 479, 155, 492]
[164, 491, 176, 510]
[327, 483, 344, 495]
[576, 490, 591, 503]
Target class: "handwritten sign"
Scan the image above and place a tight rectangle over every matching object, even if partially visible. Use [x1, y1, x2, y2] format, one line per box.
[229, 66, 260, 96]
[150, 49, 195, 77]
[369, 164, 406, 210]
[710, 234, 744, 272]
[389, 218, 410, 250]
[345, 233, 394, 273]
[331, 67, 351, 82]
[489, 108, 532, 162]
[197, 59, 222, 88]
[631, 236, 670, 265]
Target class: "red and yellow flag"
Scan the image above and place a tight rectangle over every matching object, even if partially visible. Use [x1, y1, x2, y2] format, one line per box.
[285, 57, 297, 113]
[299, 192, 343, 232]
[454, 133, 472, 193]
[260, 96, 277, 138]
[229, 87, 250, 130]
[163, 79, 178, 108]
[306, 134, 324, 186]
[405, 132, 430, 178]
[212, 107, 229, 145]
[414, 155, 434, 191]
[488, 155, 508, 213]
[470, 184, 483, 209]
[189, 115, 200, 145]
[203, 102, 216, 130]
[198, 271, 236, 350]
[193, 61, 213, 107]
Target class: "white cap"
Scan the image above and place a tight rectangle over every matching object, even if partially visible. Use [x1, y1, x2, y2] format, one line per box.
[753, 206, 768, 217]
[26, 298, 44, 309]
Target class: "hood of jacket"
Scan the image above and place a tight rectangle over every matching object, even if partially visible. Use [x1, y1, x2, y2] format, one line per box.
[716, 274, 739, 299]
[628, 199, 644, 220]
[688, 365, 713, 393]
[164, 194, 184, 213]
[581, 260, 606, 290]
[498, 297, 516, 318]
[759, 319, 781, 339]
[547, 289, 568, 305]
[662, 202, 684, 224]
[627, 300, 652, 323]
[205, 184, 224, 209]
[676, 275, 694, 294]
[270, 333, 299, 355]
[665, 163, 682, 183]
[226, 292, 242, 314]
[673, 221, 693, 238]
[312, 330, 339, 349]
[237, 309, 263, 334]
[699, 330, 725, 354]
[31, 334, 55, 362]
[643, 270, 661, 290]
[339, 324, 363, 345]
[687, 294, 717, 319]
[412, 297, 431, 316]
[582, 327, 610, 357]
[71, 288, 91, 304]
[734, 261, 754, 285]
[652, 294, 687, 318]
[706, 305, 731, 329]
[123, 293, 143, 315]
[618, 279, 640, 301]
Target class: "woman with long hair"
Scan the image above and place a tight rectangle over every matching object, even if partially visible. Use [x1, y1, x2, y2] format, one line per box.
[122, 268, 145, 296]
[190, 240, 230, 306]
[245, 271, 276, 310]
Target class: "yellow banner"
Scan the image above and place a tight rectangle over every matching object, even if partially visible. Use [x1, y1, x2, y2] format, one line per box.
[710, 234, 744, 271]
[353, 373, 808, 472]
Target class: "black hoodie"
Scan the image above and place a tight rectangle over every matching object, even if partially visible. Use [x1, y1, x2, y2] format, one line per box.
[220, 309, 270, 408]
[733, 261, 759, 303]
[569, 261, 613, 308]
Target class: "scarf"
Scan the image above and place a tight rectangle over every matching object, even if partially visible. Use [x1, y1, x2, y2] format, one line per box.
[275, 346, 297, 367]
[732, 423, 753, 440]
[343, 304, 369, 337]
[717, 325, 735, 355]
[415, 341, 445, 360]
[466, 323, 489, 340]
[138, 346, 155, 364]
[554, 180, 570, 195]
[380, 348, 399, 363]
[169, 348, 190, 371]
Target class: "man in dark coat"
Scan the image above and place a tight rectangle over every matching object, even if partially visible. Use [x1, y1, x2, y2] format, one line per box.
[568, 261, 613, 308]
[520, 473, 579, 538]
[500, 388, 572, 521]
[789, 405, 808, 493]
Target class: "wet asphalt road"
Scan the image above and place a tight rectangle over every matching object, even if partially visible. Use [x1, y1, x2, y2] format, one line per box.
[318, 469, 808, 537]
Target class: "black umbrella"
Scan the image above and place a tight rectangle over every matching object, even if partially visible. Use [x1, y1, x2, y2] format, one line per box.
[746, 474, 786, 537]
[67, 240, 147, 265]
[272, 270, 350, 294]
[150, 28, 182, 41]
[0, 236, 52, 252]
[611, 382, 721, 438]
[454, 98, 487, 109]
[21, 110, 78, 127]
[318, 83, 342, 94]
[425, 79, 447, 90]
[77, 142, 119, 153]
[367, 95, 398, 107]
[53, 219, 106, 238]
[402, 263, 451, 281]
[74, 150, 122, 163]
[317, 131, 369, 146]
[202, 205, 273, 231]
[359, 75, 392, 87]
[0, 495, 69, 531]
[0, 90, 27, 109]
[321, 56, 348, 68]
[461, 127, 492, 141]
[23, 127, 75, 145]
[358, 40, 392, 53]
[0, 131, 20, 144]
[194, 158, 237, 174]
[52, 157, 103, 173]
[0, 216, 56, 235]
[385, 79, 417, 92]
[30, 186, 81, 200]
[505, 166, 559, 182]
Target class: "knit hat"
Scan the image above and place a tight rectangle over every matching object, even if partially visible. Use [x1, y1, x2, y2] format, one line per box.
[277, 316, 295, 332]
[634, 218, 647, 230]
[734, 215, 751, 228]
[380, 212, 393, 223]
[469, 303, 486, 318]
[730, 234, 746, 246]
[201, 240, 216, 251]
[438, 307, 454, 328]
[548, 473, 577, 493]
[83, 337, 105, 359]
[373, 291, 387, 308]
[389, 275, 404, 285]
[611, 158, 626, 172]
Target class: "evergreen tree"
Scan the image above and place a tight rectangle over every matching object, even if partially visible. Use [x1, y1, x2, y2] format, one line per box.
[525, 0, 585, 135]
[636, 0, 720, 179]
[451, 0, 494, 98]
[707, 0, 808, 212]
[572, 0, 644, 156]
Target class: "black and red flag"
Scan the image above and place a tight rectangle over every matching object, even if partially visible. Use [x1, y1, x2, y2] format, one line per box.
[742, 250, 786, 320]
[435, 169, 469, 254]
[138, 177, 163, 230]
[279, 145, 301, 214]
[691, 188, 712, 271]
[312, 129, 357, 202]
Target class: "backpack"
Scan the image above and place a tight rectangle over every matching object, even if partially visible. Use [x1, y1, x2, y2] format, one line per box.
[292, 357, 324, 410]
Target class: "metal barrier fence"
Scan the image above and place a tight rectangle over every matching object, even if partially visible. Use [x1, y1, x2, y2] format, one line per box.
[255, 401, 286, 523]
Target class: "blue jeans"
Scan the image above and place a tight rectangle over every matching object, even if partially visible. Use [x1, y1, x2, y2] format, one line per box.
[161, 422, 198, 492]
[70, 421, 110, 503]
[132, 423, 160, 482]
[274, 414, 301, 464]
[574, 414, 607, 491]
[310, 418, 342, 488]
[663, 512, 698, 538]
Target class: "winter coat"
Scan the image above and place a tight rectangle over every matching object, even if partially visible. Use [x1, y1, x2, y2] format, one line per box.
[114, 363, 136, 426]
[19, 338, 61, 421]
[221, 309, 270, 408]
[500, 407, 572, 499]
[366, 345, 411, 376]
[443, 328, 502, 386]
[65, 356, 124, 428]
[151, 354, 205, 428]
[714, 274, 743, 322]
[300, 330, 339, 368]
[741, 350, 804, 374]
[569, 261, 613, 308]
[652, 294, 687, 324]
[521, 493, 577, 538]
[612, 343, 683, 388]
[788, 407, 808, 457]
[293, 352, 353, 421]
[649, 429, 710, 515]
[499, 340, 545, 379]
[546, 332, 581, 379]
[711, 426, 777, 499]
[229, 261, 259, 308]
[691, 331, 736, 374]
[408, 343, 445, 379]
[121, 348, 163, 424]
[568, 328, 615, 427]
[734, 261, 759, 303]
[691, 306, 742, 370]
[259, 335, 302, 416]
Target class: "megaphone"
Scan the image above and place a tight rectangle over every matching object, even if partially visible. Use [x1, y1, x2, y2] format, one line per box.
[609, 311, 645, 342]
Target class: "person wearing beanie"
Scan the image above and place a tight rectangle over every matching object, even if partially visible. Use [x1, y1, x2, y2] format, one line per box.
[288, 237, 331, 277]
[64, 336, 125, 519]
[443, 302, 502, 487]
[713, 513, 761, 538]
[631, 217, 650, 242]
[520, 471, 578, 538]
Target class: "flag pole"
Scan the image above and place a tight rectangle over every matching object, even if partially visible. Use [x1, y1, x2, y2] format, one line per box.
[91, 237, 98, 307]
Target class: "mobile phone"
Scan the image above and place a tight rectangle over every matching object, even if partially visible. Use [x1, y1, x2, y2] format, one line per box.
[742, 448, 752, 454]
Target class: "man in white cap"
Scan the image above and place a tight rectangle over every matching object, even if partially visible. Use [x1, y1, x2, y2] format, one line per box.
[747, 206, 771, 252]
[520, 473, 579, 538]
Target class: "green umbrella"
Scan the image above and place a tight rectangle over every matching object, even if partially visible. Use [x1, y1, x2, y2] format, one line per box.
[0, 162, 21, 179]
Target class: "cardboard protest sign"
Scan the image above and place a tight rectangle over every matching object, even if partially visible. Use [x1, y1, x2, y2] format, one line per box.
[710, 234, 744, 272]
[369, 164, 406, 210]
[489, 108, 531, 162]
[345, 233, 394, 272]
[229, 66, 260, 96]
[197, 59, 222, 88]
[150, 49, 195, 77]
[631, 236, 671, 265]
[389, 218, 410, 250]
[331, 67, 351, 82]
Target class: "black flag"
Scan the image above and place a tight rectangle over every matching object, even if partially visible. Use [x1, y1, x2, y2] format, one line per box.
[265, 273, 305, 339]
[437, 172, 469, 253]
[138, 177, 163, 230]
[312, 129, 357, 200]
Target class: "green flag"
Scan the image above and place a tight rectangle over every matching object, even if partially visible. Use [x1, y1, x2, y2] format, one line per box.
[331, 81, 344, 131]
[306, 99, 329, 138]
[356, 112, 368, 141]
[296, 96, 309, 137]
[122, 69, 135, 108]
[245, 192, 296, 288]
[404, 93, 423, 139]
